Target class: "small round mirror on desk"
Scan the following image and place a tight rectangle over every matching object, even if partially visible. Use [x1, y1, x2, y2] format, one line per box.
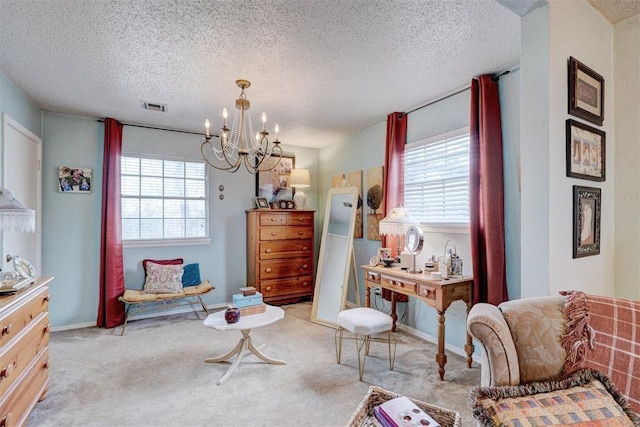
[405, 225, 423, 273]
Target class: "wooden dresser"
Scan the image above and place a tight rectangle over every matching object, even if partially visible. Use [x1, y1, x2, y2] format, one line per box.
[0, 276, 52, 426]
[246, 209, 315, 304]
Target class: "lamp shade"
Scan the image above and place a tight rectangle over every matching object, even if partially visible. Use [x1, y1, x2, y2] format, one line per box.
[0, 187, 35, 233]
[379, 206, 416, 236]
[290, 169, 310, 188]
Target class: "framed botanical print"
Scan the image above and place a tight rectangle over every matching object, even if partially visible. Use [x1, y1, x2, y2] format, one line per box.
[566, 119, 605, 182]
[573, 185, 601, 258]
[568, 56, 604, 126]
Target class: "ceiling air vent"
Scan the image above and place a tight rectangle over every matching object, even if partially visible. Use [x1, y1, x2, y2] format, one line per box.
[140, 101, 167, 112]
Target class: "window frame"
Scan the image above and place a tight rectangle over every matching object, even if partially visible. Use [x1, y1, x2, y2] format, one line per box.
[120, 153, 210, 248]
[404, 127, 471, 233]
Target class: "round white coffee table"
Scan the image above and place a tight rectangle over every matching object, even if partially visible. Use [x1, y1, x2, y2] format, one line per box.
[203, 305, 286, 385]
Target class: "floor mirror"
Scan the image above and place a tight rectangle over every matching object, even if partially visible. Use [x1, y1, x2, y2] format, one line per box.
[311, 186, 359, 328]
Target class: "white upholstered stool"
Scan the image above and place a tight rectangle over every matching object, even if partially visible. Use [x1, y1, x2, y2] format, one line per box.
[335, 307, 396, 381]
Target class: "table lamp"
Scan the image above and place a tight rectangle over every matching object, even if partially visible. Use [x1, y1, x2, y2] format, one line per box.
[0, 187, 35, 233]
[290, 168, 310, 209]
[379, 206, 416, 259]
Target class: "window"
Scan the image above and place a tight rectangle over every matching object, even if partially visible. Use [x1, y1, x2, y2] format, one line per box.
[121, 155, 208, 242]
[404, 128, 470, 225]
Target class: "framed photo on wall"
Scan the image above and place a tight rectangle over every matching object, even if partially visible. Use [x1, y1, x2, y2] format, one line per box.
[256, 154, 295, 203]
[566, 119, 605, 182]
[568, 56, 604, 126]
[58, 166, 92, 193]
[573, 185, 601, 258]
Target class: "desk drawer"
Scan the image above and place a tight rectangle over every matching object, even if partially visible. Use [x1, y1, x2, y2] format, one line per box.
[381, 276, 417, 295]
[417, 283, 437, 300]
[259, 258, 313, 280]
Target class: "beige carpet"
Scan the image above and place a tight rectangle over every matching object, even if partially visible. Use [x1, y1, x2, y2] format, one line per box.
[29, 302, 480, 426]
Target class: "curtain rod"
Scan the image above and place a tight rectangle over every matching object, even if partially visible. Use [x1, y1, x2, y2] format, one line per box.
[400, 64, 520, 118]
[96, 119, 203, 136]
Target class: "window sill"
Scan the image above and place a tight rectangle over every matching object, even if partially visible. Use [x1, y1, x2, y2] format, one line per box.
[420, 224, 469, 235]
[123, 238, 211, 248]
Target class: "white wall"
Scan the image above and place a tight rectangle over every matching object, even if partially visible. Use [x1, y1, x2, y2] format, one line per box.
[614, 15, 640, 299]
[521, 0, 615, 298]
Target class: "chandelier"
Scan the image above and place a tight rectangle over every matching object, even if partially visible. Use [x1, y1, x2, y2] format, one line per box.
[201, 79, 283, 173]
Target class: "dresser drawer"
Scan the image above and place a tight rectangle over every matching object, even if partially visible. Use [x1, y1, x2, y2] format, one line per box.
[0, 286, 49, 350]
[258, 258, 314, 280]
[0, 314, 49, 399]
[381, 276, 417, 295]
[260, 276, 314, 298]
[259, 213, 287, 226]
[0, 347, 49, 427]
[286, 226, 313, 240]
[259, 240, 313, 260]
[259, 227, 287, 241]
[287, 212, 313, 226]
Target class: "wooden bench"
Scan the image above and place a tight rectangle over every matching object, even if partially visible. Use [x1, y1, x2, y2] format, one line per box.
[118, 280, 214, 335]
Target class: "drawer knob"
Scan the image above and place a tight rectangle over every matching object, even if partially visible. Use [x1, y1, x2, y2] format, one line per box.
[265, 248, 272, 253]
[43, 324, 50, 334]
[265, 268, 272, 273]
[302, 246, 309, 251]
[265, 286, 272, 291]
[1, 414, 11, 427]
[43, 361, 49, 370]
[1, 363, 13, 379]
[301, 264, 308, 269]
[44, 295, 50, 302]
[297, 231, 303, 236]
[270, 232, 277, 236]
[302, 281, 309, 287]
[270, 218, 277, 222]
[1, 324, 11, 336]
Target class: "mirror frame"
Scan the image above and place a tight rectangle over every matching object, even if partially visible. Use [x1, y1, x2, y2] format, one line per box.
[311, 186, 359, 328]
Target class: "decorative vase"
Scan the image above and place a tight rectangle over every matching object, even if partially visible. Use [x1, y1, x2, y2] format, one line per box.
[224, 305, 240, 323]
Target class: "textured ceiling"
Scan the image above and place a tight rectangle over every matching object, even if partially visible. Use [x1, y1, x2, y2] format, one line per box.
[586, 0, 640, 23]
[2, 1, 522, 149]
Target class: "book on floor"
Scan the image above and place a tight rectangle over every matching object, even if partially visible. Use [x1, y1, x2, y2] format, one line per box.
[373, 396, 440, 427]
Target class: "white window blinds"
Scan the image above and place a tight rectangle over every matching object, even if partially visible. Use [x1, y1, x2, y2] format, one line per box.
[404, 128, 470, 225]
[121, 155, 208, 241]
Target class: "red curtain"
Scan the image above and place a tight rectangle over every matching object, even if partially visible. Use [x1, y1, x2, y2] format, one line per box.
[97, 118, 126, 328]
[382, 112, 407, 259]
[470, 76, 508, 305]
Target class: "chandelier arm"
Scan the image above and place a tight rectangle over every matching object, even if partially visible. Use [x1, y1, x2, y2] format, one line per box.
[201, 138, 242, 172]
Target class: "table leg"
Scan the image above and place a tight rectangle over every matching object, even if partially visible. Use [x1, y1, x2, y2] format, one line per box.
[365, 286, 371, 308]
[204, 329, 286, 385]
[391, 292, 397, 332]
[465, 301, 475, 368]
[436, 310, 447, 381]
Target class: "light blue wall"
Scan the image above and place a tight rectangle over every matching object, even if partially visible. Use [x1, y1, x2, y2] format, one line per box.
[42, 112, 320, 327]
[0, 72, 41, 138]
[319, 82, 520, 354]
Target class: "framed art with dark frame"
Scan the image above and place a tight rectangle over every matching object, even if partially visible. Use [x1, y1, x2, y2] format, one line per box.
[568, 56, 604, 126]
[566, 119, 605, 182]
[573, 185, 601, 258]
[256, 153, 295, 204]
[254, 197, 270, 209]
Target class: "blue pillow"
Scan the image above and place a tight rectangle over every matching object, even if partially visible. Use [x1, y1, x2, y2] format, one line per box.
[182, 263, 201, 287]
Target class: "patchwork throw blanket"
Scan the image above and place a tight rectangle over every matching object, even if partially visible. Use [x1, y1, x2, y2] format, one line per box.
[561, 291, 640, 413]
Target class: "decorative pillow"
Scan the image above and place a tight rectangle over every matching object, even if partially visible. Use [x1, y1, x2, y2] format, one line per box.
[143, 262, 184, 294]
[560, 291, 640, 413]
[142, 258, 183, 276]
[181, 263, 201, 287]
[469, 369, 640, 426]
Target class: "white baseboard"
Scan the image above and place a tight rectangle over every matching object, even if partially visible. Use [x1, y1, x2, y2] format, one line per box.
[50, 303, 227, 333]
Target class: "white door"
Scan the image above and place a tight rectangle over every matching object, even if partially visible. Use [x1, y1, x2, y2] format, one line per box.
[1, 114, 42, 274]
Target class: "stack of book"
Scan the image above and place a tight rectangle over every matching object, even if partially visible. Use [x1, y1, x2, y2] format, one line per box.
[373, 396, 440, 427]
[232, 286, 265, 316]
